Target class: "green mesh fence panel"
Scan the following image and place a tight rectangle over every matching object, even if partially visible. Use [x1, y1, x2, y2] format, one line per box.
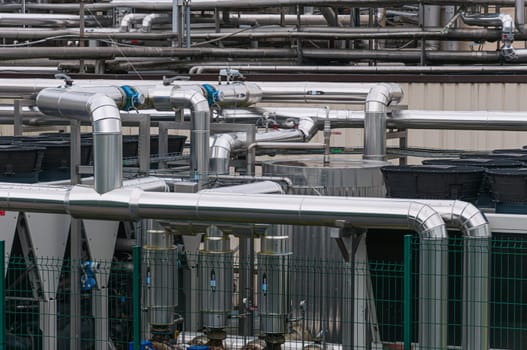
[1, 235, 526, 349]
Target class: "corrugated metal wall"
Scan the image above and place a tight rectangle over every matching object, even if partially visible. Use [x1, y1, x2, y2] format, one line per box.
[317, 83, 527, 154]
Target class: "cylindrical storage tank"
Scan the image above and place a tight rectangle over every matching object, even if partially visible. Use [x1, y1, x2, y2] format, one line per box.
[257, 232, 291, 335]
[198, 228, 233, 330]
[382, 165, 485, 203]
[262, 157, 387, 341]
[143, 230, 178, 330]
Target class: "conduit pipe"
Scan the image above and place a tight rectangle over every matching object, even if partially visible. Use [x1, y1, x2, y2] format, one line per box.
[516, 0, 527, 32]
[461, 12, 516, 61]
[363, 83, 403, 161]
[149, 85, 215, 188]
[221, 107, 527, 131]
[36, 88, 125, 194]
[119, 13, 148, 32]
[141, 13, 171, 32]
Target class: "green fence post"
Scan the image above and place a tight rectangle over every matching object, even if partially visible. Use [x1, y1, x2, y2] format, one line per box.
[133, 245, 142, 350]
[403, 234, 412, 350]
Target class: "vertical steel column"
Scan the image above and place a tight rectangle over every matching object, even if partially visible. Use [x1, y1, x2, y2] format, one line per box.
[138, 116, 151, 174]
[93, 288, 110, 350]
[133, 246, 142, 350]
[70, 120, 82, 350]
[13, 99, 23, 136]
[403, 235, 412, 350]
[69, 218, 82, 350]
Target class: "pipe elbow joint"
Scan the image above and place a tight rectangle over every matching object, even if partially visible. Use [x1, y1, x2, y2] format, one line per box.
[408, 202, 447, 239]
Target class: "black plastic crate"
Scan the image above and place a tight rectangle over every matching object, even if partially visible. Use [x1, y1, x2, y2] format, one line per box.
[381, 165, 485, 203]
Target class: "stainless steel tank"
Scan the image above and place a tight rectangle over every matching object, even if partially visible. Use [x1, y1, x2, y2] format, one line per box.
[199, 226, 234, 330]
[262, 156, 387, 342]
[143, 229, 178, 328]
[257, 231, 291, 335]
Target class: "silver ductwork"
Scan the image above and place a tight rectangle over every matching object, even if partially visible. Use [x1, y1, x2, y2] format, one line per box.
[0, 182, 449, 349]
[419, 200, 490, 350]
[149, 85, 215, 188]
[36, 88, 124, 194]
[363, 83, 404, 161]
[461, 11, 515, 61]
[141, 13, 171, 32]
[119, 13, 148, 32]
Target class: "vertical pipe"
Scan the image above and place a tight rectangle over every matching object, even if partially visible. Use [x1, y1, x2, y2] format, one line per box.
[70, 218, 82, 350]
[185, 4, 191, 48]
[403, 235, 412, 350]
[419, 238, 448, 350]
[0, 240, 4, 350]
[462, 237, 490, 350]
[172, 0, 179, 47]
[133, 246, 142, 350]
[70, 120, 81, 185]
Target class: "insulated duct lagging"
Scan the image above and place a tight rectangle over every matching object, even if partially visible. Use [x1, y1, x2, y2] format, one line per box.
[0, 182, 449, 349]
[363, 83, 404, 161]
[149, 85, 221, 188]
[36, 88, 127, 194]
[461, 11, 516, 61]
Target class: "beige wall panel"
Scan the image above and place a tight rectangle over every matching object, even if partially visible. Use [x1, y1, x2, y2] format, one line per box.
[402, 83, 527, 153]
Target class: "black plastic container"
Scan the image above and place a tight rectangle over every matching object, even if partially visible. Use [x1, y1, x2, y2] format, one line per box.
[150, 135, 186, 155]
[381, 165, 485, 203]
[486, 168, 527, 213]
[0, 145, 44, 183]
[34, 140, 92, 181]
[423, 158, 524, 207]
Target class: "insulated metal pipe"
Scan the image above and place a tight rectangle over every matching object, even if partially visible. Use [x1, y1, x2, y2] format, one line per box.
[149, 85, 212, 187]
[0, 184, 449, 348]
[517, 0, 527, 32]
[36, 88, 124, 194]
[418, 200, 490, 350]
[141, 13, 171, 32]
[119, 13, 148, 32]
[363, 83, 403, 161]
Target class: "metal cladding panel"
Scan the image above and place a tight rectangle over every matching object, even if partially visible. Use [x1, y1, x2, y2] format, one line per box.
[0, 211, 18, 278]
[262, 156, 386, 342]
[25, 213, 70, 301]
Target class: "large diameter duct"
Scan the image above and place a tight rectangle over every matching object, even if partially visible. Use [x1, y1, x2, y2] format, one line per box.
[149, 85, 215, 187]
[36, 88, 124, 194]
[0, 184, 448, 348]
[363, 83, 403, 161]
[144, 229, 177, 329]
[418, 199, 490, 350]
[199, 226, 233, 331]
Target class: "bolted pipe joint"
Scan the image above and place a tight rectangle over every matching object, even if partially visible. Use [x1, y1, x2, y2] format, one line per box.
[363, 83, 403, 161]
[215, 82, 263, 106]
